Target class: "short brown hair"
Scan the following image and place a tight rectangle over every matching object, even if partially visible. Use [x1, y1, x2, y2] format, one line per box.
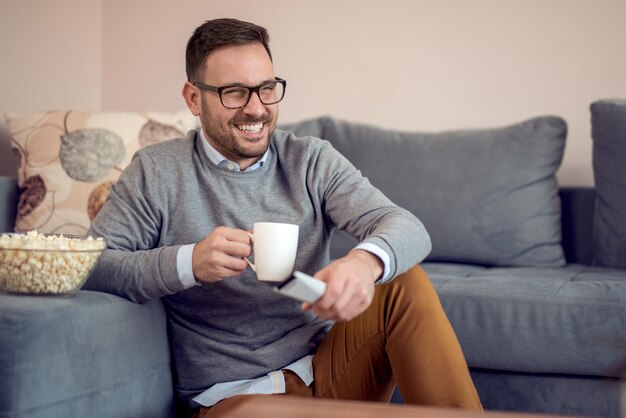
[185, 18, 272, 82]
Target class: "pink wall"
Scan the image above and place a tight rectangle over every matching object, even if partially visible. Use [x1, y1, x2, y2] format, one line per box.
[2, 0, 626, 185]
[0, 0, 102, 112]
[0, 0, 102, 176]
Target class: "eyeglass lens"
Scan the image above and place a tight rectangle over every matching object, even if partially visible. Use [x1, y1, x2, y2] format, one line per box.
[221, 81, 285, 108]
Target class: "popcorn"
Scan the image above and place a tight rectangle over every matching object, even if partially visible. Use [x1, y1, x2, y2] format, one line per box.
[0, 230, 105, 294]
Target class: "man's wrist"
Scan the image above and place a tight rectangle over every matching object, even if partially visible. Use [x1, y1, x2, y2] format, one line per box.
[352, 243, 391, 283]
[349, 249, 384, 282]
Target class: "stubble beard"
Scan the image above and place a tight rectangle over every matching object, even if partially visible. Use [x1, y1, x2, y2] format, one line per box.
[202, 112, 276, 160]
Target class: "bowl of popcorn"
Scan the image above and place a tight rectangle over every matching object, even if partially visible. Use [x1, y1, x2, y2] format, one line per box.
[0, 231, 106, 295]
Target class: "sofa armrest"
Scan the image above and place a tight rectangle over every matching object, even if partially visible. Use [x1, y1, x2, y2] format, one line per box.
[0, 176, 18, 233]
[0, 291, 175, 418]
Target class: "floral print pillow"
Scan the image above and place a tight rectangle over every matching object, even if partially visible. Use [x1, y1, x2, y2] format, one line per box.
[5, 111, 198, 235]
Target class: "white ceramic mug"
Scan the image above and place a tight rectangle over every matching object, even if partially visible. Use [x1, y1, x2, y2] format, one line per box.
[245, 222, 299, 282]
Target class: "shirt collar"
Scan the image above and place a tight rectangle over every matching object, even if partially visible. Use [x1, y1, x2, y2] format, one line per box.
[198, 128, 269, 173]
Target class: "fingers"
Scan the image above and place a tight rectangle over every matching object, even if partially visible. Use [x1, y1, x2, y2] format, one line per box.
[312, 279, 371, 321]
[219, 227, 253, 254]
[192, 227, 253, 283]
[307, 259, 375, 321]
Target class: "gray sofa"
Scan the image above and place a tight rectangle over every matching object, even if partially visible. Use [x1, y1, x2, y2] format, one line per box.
[1, 100, 625, 418]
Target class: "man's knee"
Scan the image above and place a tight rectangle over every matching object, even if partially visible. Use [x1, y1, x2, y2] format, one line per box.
[378, 264, 444, 319]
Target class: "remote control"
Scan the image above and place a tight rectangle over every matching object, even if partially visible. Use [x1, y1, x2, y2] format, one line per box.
[275, 271, 327, 303]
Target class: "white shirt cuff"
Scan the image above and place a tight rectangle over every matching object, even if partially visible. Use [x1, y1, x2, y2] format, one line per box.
[177, 243, 198, 288]
[354, 242, 391, 283]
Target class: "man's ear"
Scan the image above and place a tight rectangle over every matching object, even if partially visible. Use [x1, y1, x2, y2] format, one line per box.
[182, 81, 201, 116]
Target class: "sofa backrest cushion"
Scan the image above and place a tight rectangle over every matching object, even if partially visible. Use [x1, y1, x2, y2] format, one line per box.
[0, 176, 18, 233]
[4, 111, 198, 235]
[591, 99, 626, 268]
[559, 187, 595, 264]
[282, 116, 567, 267]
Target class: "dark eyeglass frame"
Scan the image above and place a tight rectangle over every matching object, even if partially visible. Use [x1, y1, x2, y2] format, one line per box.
[192, 77, 287, 109]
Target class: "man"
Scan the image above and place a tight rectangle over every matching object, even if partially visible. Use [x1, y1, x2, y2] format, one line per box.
[85, 18, 482, 417]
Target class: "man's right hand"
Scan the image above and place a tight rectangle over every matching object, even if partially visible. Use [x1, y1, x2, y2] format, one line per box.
[192, 227, 252, 283]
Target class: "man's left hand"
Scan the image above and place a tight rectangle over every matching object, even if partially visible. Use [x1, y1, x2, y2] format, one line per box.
[303, 250, 383, 321]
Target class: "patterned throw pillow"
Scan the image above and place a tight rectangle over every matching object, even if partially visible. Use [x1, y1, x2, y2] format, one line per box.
[5, 111, 198, 235]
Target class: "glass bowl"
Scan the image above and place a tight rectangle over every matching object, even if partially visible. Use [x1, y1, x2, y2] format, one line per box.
[0, 231, 106, 295]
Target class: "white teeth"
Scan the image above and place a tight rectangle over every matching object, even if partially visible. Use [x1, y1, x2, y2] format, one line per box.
[237, 123, 263, 133]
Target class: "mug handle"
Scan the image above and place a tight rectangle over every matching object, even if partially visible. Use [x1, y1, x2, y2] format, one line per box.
[244, 232, 255, 271]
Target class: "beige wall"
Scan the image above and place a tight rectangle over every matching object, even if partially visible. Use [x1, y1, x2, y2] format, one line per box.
[3, 0, 626, 185]
[0, 0, 102, 176]
[0, 0, 102, 112]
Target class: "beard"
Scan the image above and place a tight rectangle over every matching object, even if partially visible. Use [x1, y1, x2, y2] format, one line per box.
[200, 108, 277, 161]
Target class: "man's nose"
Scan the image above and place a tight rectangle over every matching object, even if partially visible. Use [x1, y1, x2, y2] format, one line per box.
[242, 91, 266, 116]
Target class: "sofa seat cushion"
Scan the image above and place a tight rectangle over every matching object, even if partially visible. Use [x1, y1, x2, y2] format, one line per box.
[0, 291, 174, 418]
[423, 262, 626, 378]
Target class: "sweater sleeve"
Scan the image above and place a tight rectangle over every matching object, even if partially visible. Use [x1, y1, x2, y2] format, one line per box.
[83, 150, 186, 302]
[311, 141, 432, 281]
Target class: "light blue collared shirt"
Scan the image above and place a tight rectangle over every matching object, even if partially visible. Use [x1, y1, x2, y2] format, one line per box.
[176, 128, 391, 407]
[199, 128, 270, 172]
[191, 355, 314, 408]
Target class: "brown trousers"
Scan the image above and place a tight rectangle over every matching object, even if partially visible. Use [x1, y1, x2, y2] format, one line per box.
[194, 265, 482, 417]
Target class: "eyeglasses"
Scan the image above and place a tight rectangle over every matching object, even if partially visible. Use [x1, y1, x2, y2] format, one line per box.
[192, 77, 287, 109]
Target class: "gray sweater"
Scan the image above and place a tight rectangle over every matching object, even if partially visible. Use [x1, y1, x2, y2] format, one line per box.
[85, 129, 430, 404]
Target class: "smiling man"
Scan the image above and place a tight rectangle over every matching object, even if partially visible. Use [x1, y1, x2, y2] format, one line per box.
[184, 41, 279, 169]
[85, 18, 482, 417]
